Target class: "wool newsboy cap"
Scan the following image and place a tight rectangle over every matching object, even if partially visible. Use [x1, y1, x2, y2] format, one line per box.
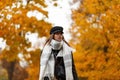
[50, 26, 63, 34]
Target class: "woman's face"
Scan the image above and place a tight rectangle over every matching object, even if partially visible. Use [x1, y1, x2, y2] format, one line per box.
[53, 32, 63, 42]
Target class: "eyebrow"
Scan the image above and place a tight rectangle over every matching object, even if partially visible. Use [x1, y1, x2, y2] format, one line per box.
[55, 32, 63, 34]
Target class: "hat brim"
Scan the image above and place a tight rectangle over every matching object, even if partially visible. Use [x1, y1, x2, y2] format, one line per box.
[52, 30, 63, 34]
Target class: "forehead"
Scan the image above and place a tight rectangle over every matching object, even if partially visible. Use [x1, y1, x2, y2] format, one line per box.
[54, 32, 63, 35]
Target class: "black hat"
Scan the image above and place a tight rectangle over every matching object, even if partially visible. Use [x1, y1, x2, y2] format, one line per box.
[50, 26, 63, 34]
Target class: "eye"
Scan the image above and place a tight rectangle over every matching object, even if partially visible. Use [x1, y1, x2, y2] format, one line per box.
[55, 32, 63, 35]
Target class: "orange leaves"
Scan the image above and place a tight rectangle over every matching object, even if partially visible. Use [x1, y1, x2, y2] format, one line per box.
[0, 0, 14, 10]
[27, 5, 48, 17]
[25, 49, 40, 80]
[82, 0, 105, 14]
[0, 0, 52, 79]
[71, 0, 120, 79]
[0, 30, 4, 37]
[34, 0, 46, 7]
[83, 0, 98, 14]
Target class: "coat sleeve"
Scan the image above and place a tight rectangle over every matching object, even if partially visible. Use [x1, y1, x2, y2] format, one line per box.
[71, 53, 79, 80]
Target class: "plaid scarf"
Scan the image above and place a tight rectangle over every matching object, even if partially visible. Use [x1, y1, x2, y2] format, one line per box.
[39, 41, 73, 80]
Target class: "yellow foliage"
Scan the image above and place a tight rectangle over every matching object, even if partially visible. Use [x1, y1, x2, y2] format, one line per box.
[71, 0, 120, 79]
[0, 0, 52, 80]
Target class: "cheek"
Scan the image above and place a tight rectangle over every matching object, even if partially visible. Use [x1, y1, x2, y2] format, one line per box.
[53, 34, 63, 40]
[53, 35, 57, 39]
[54, 35, 62, 40]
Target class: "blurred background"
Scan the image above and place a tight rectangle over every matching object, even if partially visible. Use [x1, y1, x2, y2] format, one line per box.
[0, 0, 120, 80]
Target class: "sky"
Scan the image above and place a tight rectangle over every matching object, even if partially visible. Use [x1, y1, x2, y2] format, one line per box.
[0, 0, 80, 67]
[0, 0, 80, 51]
[26, 0, 80, 49]
[27, 0, 80, 40]
[45, 0, 79, 41]
[21, 0, 80, 66]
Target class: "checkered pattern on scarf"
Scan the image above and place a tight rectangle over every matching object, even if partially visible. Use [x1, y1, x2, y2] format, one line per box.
[39, 42, 73, 80]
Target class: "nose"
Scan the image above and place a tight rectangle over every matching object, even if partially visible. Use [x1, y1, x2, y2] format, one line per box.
[57, 34, 62, 41]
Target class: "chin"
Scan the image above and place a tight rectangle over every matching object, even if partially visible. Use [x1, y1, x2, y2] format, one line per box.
[57, 40, 62, 42]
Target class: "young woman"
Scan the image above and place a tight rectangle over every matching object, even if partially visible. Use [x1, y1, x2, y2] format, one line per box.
[39, 26, 78, 80]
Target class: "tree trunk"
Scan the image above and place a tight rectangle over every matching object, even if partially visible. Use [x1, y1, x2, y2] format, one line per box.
[1, 59, 16, 80]
[1, 59, 28, 80]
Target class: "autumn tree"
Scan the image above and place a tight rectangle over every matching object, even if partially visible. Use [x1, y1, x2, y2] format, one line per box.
[71, 0, 120, 79]
[0, 0, 51, 80]
[0, 61, 8, 80]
